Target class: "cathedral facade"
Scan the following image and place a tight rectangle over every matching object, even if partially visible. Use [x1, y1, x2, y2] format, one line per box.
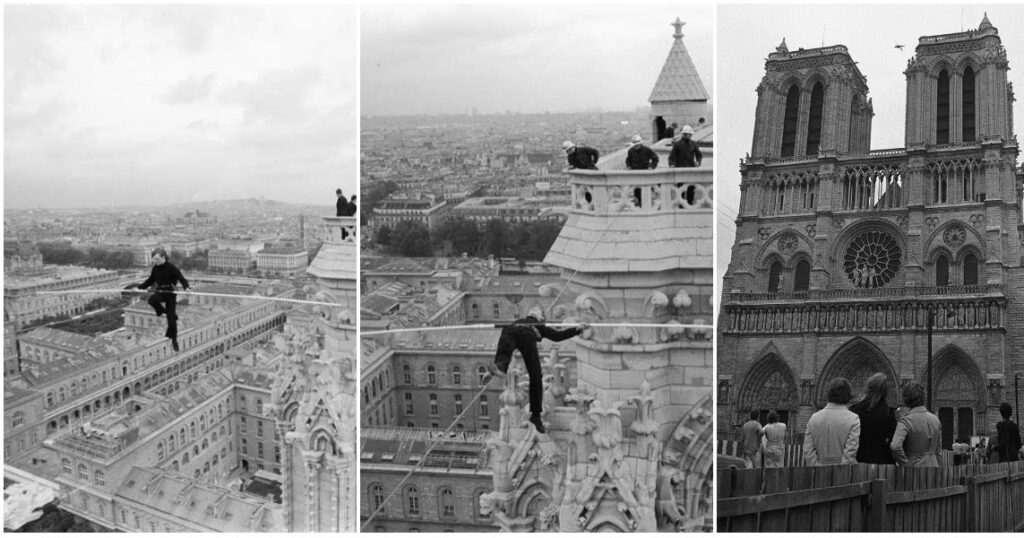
[718, 16, 1024, 447]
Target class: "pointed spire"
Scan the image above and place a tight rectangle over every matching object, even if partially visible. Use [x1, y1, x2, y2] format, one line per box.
[776, 38, 789, 53]
[671, 17, 684, 41]
[979, 12, 993, 31]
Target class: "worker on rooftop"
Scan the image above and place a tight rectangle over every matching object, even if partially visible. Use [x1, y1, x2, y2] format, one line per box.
[625, 134, 659, 170]
[669, 124, 702, 168]
[563, 140, 600, 170]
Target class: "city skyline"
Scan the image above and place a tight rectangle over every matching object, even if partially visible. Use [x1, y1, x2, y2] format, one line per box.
[361, 5, 712, 117]
[4, 4, 358, 210]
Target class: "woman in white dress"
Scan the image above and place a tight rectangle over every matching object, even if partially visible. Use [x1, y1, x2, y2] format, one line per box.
[762, 410, 787, 467]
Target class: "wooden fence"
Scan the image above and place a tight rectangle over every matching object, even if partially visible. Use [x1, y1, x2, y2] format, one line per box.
[718, 438, 956, 468]
[718, 461, 1024, 532]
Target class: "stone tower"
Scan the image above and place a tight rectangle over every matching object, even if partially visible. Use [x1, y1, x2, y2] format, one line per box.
[483, 27, 714, 531]
[750, 42, 872, 159]
[649, 18, 709, 142]
[719, 16, 1023, 449]
[271, 216, 358, 532]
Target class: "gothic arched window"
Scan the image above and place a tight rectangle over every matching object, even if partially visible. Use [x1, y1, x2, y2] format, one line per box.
[962, 67, 976, 142]
[439, 487, 455, 518]
[962, 252, 978, 286]
[805, 82, 824, 155]
[781, 85, 800, 157]
[936, 254, 950, 287]
[794, 259, 811, 291]
[936, 69, 950, 144]
[768, 262, 783, 292]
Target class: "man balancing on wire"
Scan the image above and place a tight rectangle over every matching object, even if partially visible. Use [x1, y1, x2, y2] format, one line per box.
[133, 247, 190, 351]
[486, 306, 587, 434]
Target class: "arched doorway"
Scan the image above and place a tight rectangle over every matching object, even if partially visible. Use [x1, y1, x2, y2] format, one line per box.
[926, 345, 985, 449]
[816, 338, 898, 407]
[736, 352, 799, 426]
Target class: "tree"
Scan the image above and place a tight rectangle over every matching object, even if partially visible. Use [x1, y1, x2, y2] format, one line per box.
[432, 216, 481, 255]
[374, 225, 392, 247]
[391, 220, 432, 256]
[361, 180, 399, 226]
[482, 219, 509, 258]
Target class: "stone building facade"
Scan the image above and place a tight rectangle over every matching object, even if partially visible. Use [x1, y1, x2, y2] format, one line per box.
[718, 16, 1024, 448]
[481, 20, 714, 532]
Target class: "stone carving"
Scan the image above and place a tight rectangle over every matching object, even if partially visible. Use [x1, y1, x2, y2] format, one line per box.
[777, 232, 799, 257]
[925, 216, 940, 229]
[969, 213, 985, 227]
[805, 224, 816, 238]
[758, 227, 772, 241]
[832, 216, 845, 230]
[943, 223, 967, 250]
[896, 215, 908, 229]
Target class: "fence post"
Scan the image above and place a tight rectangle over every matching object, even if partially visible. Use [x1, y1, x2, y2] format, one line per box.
[962, 475, 976, 531]
[867, 478, 887, 532]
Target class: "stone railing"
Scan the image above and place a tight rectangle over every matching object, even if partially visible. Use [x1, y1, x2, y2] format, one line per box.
[768, 45, 849, 61]
[568, 168, 712, 215]
[321, 216, 357, 244]
[722, 297, 1006, 334]
[727, 284, 1003, 303]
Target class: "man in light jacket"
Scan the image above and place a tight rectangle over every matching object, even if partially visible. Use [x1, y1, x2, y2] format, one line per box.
[803, 378, 861, 465]
[890, 381, 942, 466]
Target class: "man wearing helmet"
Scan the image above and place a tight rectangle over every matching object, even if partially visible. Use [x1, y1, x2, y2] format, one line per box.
[562, 141, 600, 170]
[669, 124, 703, 168]
[625, 134, 659, 170]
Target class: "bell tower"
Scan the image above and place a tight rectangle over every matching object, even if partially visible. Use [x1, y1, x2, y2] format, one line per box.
[750, 41, 872, 159]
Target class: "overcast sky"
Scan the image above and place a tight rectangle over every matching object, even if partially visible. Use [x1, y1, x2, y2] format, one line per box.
[716, 4, 1024, 295]
[361, 4, 713, 116]
[4, 4, 357, 210]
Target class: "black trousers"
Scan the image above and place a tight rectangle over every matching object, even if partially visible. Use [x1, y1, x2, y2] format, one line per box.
[494, 327, 543, 418]
[147, 292, 178, 339]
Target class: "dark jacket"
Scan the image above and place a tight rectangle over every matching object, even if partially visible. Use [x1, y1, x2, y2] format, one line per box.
[348, 198, 358, 216]
[567, 146, 600, 170]
[669, 138, 702, 168]
[336, 196, 350, 217]
[626, 144, 659, 170]
[850, 399, 897, 464]
[138, 262, 189, 292]
[664, 126, 675, 140]
[494, 316, 581, 365]
[996, 419, 1022, 462]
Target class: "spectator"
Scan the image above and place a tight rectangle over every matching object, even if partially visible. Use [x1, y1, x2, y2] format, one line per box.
[762, 410, 787, 468]
[849, 373, 897, 464]
[803, 378, 860, 465]
[739, 411, 763, 468]
[562, 141, 600, 170]
[995, 402, 1022, 462]
[890, 381, 942, 466]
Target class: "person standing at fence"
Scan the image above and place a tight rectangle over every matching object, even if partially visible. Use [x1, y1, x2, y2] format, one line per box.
[739, 411, 763, 468]
[803, 378, 861, 466]
[849, 373, 897, 464]
[762, 410, 787, 467]
[890, 381, 942, 466]
[995, 403, 1022, 462]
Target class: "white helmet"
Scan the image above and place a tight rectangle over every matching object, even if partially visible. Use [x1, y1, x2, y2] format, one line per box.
[630, 134, 643, 145]
[681, 124, 694, 135]
[562, 141, 575, 152]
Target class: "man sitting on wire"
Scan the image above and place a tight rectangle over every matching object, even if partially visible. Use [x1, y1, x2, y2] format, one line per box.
[135, 247, 190, 351]
[487, 306, 587, 434]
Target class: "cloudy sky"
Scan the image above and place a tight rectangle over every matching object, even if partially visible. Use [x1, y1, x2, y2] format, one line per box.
[4, 4, 357, 209]
[716, 4, 1024, 292]
[361, 4, 712, 116]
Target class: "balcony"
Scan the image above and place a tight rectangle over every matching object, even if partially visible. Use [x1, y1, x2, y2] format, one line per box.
[567, 168, 712, 216]
[726, 284, 1003, 304]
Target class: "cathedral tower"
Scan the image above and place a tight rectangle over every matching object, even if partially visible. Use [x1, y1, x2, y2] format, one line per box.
[750, 42, 872, 159]
[649, 18, 709, 142]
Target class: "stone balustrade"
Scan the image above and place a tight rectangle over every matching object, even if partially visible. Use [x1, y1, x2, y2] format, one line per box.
[568, 168, 712, 215]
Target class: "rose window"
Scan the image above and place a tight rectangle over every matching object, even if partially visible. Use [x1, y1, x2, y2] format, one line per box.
[843, 230, 901, 288]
